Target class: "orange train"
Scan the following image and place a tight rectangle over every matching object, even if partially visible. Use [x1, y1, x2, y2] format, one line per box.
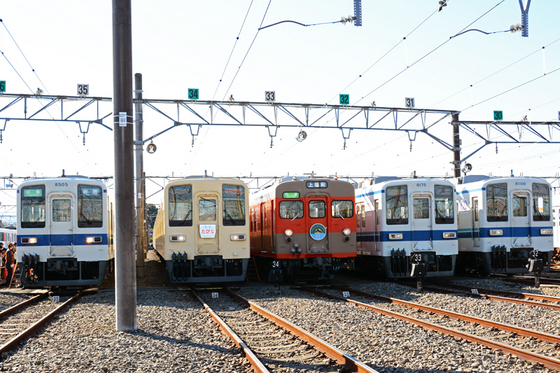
[249, 177, 356, 281]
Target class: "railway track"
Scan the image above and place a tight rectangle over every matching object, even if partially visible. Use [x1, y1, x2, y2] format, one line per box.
[418, 282, 560, 310]
[297, 286, 560, 371]
[192, 288, 376, 373]
[0, 291, 82, 353]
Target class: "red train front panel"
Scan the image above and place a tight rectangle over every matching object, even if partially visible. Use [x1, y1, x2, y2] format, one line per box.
[250, 178, 356, 278]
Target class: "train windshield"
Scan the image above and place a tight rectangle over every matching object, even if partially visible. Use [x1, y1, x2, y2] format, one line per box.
[386, 185, 408, 225]
[486, 183, 508, 222]
[21, 185, 46, 228]
[169, 185, 193, 226]
[309, 201, 326, 218]
[434, 185, 454, 224]
[222, 184, 245, 226]
[332, 200, 354, 218]
[78, 185, 103, 227]
[199, 198, 217, 221]
[532, 183, 550, 221]
[279, 201, 304, 219]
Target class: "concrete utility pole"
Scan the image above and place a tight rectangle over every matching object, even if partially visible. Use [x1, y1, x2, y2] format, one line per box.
[113, 0, 137, 331]
[135, 73, 146, 280]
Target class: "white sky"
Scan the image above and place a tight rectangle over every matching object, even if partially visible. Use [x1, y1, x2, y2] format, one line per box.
[1, 0, 560, 216]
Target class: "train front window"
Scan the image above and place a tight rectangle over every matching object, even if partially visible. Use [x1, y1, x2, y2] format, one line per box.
[413, 198, 429, 219]
[78, 185, 103, 227]
[52, 199, 71, 222]
[332, 200, 354, 218]
[309, 201, 326, 218]
[513, 196, 528, 217]
[386, 185, 408, 225]
[532, 183, 550, 221]
[435, 185, 454, 224]
[222, 184, 245, 226]
[169, 185, 193, 226]
[199, 198, 217, 222]
[279, 201, 303, 219]
[486, 183, 508, 222]
[21, 186, 46, 228]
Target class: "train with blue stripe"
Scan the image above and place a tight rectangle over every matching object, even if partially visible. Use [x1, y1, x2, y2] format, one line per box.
[456, 176, 554, 274]
[16, 175, 114, 287]
[355, 178, 458, 278]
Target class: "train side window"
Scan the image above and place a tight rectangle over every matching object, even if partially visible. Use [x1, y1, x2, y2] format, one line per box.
[486, 183, 508, 222]
[435, 185, 454, 224]
[169, 185, 193, 226]
[309, 200, 326, 218]
[263, 205, 267, 229]
[21, 185, 46, 228]
[386, 185, 408, 225]
[356, 205, 361, 228]
[222, 184, 246, 226]
[78, 185, 103, 227]
[332, 200, 353, 218]
[532, 183, 550, 221]
[279, 201, 303, 219]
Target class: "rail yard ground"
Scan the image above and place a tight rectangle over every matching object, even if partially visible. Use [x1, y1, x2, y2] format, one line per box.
[0, 252, 559, 372]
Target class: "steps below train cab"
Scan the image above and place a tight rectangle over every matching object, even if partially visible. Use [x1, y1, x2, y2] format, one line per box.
[245, 257, 261, 283]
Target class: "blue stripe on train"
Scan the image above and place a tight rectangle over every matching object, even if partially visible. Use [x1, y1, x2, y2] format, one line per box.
[357, 229, 458, 242]
[457, 226, 553, 239]
[18, 234, 108, 246]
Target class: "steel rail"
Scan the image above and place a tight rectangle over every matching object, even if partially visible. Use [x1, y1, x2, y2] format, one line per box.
[190, 290, 270, 373]
[429, 283, 560, 309]
[225, 288, 377, 373]
[0, 291, 82, 353]
[297, 287, 560, 371]
[326, 286, 560, 345]
[0, 292, 48, 319]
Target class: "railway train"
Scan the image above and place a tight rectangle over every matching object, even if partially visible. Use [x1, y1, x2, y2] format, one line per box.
[0, 227, 16, 247]
[355, 177, 458, 279]
[456, 176, 554, 274]
[16, 175, 114, 287]
[249, 177, 356, 281]
[153, 177, 250, 283]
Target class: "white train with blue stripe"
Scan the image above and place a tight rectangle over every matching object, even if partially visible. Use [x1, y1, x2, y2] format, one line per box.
[456, 176, 554, 274]
[355, 178, 458, 278]
[0, 227, 16, 247]
[16, 175, 114, 287]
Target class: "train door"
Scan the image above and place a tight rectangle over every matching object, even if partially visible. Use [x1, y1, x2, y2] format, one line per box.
[308, 196, 329, 253]
[411, 193, 433, 251]
[374, 199, 380, 252]
[49, 193, 76, 257]
[196, 193, 220, 255]
[260, 203, 272, 253]
[472, 197, 480, 247]
[356, 202, 365, 254]
[512, 191, 531, 246]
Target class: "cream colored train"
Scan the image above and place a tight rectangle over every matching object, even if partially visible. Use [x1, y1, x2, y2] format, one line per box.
[153, 177, 249, 283]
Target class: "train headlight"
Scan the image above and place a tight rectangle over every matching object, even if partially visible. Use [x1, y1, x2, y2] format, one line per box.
[388, 233, 403, 240]
[86, 236, 103, 244]
[230, 234, 246, 241]
[442, 232, 456, 239]
[21, 237, 38, 244]
[342, 228, 351, 236]
[489, 230, 503, 236]
[540, 228, 553, 236]
[170, 235, 186, 242]
[285, 229, 293, 237]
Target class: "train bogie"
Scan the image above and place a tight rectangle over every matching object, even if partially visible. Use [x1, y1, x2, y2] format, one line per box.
[16, 176, 114, 287]
[356, 178, 458, 279]
[456, 176, 554, 274]
[153, 178, 250, 283]
[250, 177, 357, 281]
